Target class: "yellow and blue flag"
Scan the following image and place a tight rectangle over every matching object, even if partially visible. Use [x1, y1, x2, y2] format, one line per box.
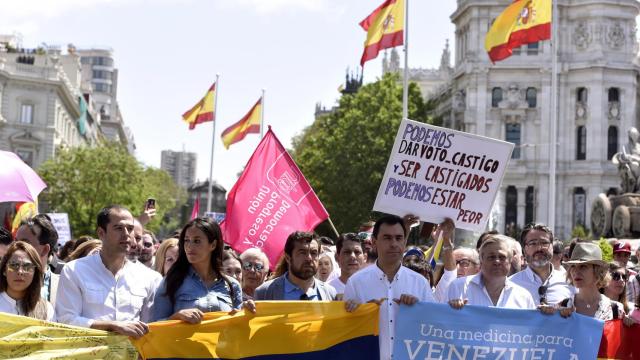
[423, 233, 444, 269]
[133, 301, 380, 359]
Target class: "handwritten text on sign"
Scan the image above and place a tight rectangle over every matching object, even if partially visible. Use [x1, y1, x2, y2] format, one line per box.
[374, 119, 513, 231]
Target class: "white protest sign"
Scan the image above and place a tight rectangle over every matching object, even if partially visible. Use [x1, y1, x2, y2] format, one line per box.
[373, 119, 514, 231]
[47, 213, 72, 246]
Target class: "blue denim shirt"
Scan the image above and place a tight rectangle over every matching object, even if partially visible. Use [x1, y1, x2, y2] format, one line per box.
[151, 267, 242, 321]
[283, 272, 320, 301]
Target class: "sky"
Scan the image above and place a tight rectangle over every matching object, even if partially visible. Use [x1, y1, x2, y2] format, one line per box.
[0, 0, 456, 192]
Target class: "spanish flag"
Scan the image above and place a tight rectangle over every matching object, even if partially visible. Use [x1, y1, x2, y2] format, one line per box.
[221, 97, 262, 149]
[360, 0, 404, 66]
[485, 0, 551, 63]
[182, 83, 216, 130]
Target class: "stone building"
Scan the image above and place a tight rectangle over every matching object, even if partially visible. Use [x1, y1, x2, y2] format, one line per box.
[161, 149, 197, 188]
[429, 0, 639, 238]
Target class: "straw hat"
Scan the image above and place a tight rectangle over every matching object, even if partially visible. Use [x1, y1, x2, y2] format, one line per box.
[564, 242, 607, 267]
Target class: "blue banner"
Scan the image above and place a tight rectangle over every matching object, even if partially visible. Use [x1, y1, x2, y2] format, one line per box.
[393, 302, 603, 360]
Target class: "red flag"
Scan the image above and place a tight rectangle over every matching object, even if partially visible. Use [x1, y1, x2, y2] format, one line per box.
[220, 128, 329, 268]
[190, 196, 200, 220]
[598, 319, 640, 359]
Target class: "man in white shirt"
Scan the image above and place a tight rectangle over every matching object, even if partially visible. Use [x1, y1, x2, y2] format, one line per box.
[55, 205, 161, 338]
[510, 224, 572, 306]
[344, 215, 453, 360]
[329, 233, 367, 298]
[448, 234, 535, 309]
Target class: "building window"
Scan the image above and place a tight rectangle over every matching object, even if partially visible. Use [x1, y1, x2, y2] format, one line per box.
[526, 87, 537, 108]
[15, 150, 34, 166]
[608, 88, 620, 102]
[92, 70, 111, 80]
[608, 126, 618, 160]
[93, 83, 111, 93]
[573, 187, 586, 228]
[525, 186, 535, 224]
[505, 186, 518, 233]
[492, 87, 503, 108]
[506, 123, 521, 159]
[576, 126, 586, 160]
[577, 87, 588, 103]
[20, 104, 33, 124]
[527, 42, 539, 55]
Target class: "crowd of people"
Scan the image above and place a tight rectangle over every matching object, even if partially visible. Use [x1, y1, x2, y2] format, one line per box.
[0, 205, 638, 359]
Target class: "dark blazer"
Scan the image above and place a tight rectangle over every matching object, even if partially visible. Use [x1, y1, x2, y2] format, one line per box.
[254, 275, 336, 301]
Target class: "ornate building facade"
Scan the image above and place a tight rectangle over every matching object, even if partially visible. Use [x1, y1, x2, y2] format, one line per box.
[430, 0, 640, 238]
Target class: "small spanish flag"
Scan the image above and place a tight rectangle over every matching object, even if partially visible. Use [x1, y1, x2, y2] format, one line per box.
[360, 0, 404, 67]
[221, 97, 262, 149]
[182, 83, 216, 130]
[485, 0, 551, 63]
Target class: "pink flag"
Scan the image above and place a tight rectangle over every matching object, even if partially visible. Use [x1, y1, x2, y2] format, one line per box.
[220, 128, 329, 268]
[190, 196, 200, 220]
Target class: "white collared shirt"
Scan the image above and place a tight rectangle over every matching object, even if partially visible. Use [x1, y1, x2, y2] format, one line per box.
[0, 292, 55, 321]
[328, 277, 346, 295]
[55, 253, 162, 328]
[447, 273, 536, 309]
[344, 263, 434, 360]
[433, 269, 457, 303]
[509, 265, 573, 305]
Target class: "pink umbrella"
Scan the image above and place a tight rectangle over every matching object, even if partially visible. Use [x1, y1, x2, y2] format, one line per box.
[0, 151, 47, 203]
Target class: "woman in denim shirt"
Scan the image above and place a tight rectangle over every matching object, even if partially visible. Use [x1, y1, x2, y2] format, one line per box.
[151, 217, 242, 323]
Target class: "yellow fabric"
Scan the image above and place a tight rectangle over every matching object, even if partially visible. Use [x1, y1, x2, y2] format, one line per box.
[363, 0, 404, 47]
[11, 202, 37, 233]
[132, 301, 379, 359]
[0, 313, 137, 359]
[221, 100, 262, 149]
[182, 84, 216, 125]
[484, 0, 551, 52]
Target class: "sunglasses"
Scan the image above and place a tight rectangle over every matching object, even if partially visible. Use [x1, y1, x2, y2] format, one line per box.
[611, 272, 628, 282]
[7, 261, 36, 274]
[538, 285, 548, 305]
[242, 261, 264, 272]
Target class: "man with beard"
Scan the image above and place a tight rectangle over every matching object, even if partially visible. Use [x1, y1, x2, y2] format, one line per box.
[126, 219, 144, 262]
[509, 223, 572, 306]
[254, 231, 336, 301]
[138, 230, 157, 268]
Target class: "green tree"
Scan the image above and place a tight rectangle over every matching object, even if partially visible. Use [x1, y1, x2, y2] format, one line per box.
[38, 143, 186, 237]
[292, 73, 436, 233]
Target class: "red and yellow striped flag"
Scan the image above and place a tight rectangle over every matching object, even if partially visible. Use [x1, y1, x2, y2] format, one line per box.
[360, 0, 404, 66]
[485, 0, 551, 63]
[221, 97, 262, 149]
[182, 83, 216, 130]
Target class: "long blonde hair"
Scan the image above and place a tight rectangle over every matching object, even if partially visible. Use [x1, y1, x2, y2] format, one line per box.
[155, 238, 178, 276]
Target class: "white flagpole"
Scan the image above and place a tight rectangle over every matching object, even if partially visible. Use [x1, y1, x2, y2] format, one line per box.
[401, 0, 409, 120]
[548, 2, 559, 230]
[206, 74, 220, 213]
[260, 88, 265, 139]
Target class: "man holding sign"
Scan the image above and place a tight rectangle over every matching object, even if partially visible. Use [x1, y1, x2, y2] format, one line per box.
[344, 215, 454, 360]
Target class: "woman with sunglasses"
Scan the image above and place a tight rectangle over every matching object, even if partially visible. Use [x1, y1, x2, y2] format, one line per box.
[151, 218, 242, 323]
[239, 248, 269, 301]
[601, 262, 633, 313]
[0, 241, 54, 321]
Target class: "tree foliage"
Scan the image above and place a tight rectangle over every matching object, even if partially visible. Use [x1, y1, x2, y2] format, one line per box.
[38, 143, 186, 237]
[292, 73, 437, 233]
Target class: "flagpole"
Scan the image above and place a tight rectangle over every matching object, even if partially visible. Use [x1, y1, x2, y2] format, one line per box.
[207, 74, 220, 213]
[260, 88, 265, 139]
[548, 1, 559, 231]
[401, 0, 409, 120]
[327, 217, 340, 238]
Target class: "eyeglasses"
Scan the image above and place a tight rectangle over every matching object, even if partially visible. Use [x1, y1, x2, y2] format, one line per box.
[242, 261, 264, 272]
[538, 285, 548, 305]
[7, 261, 36, 274]
[526, 240, 552, 248]
[456, 259, 477, 267]
[611, 272, 628, 282]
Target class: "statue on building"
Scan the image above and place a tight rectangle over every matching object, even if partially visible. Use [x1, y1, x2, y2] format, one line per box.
[591, 127, 640, 238]
[613, 127, 640, 193]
